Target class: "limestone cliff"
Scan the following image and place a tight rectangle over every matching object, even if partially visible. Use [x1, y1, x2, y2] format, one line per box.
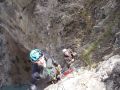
[0, 0, 120, 89]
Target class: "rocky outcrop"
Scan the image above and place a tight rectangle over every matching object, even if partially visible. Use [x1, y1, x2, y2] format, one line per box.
[45, 55, 120, 90]
[97, 55, 120, 90]
[45, 70, 106, 90]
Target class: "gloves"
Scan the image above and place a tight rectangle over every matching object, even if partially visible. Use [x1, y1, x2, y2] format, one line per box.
[56, 64, 62, 75]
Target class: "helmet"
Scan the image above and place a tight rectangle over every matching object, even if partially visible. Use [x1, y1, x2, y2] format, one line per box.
[29, 49, 43, 62]
[62, 49, 67, 53]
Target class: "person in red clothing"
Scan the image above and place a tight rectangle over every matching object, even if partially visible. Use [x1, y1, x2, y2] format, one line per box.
[62, 48, 77, 68]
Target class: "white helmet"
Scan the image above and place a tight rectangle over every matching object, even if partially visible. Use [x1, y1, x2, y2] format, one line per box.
[62, 49, 67, 53]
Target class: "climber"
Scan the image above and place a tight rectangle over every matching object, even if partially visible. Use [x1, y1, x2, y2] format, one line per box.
[62, 48, 77, 68]
[29, 49, 62, 90]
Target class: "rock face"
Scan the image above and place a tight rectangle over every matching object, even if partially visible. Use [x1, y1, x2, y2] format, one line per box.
[45, 55, 120, 90]
[0, 28, 31, 85]
[97, 55, 120, 90]
[0, 29, 11, 85]
[0, 0, 120, 87]
[45, 70, 106, 90]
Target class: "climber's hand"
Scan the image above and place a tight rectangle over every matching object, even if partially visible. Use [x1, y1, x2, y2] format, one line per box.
[32, 72, 40, 80]
[57, 64, 62, 71]
[28, 84, 37, 90]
